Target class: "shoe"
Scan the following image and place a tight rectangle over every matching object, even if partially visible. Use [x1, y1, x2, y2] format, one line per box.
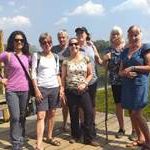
[69, 138, 81, 144]
[126, 140, 145, 147]
[84, 140, 100, 147]
[45, 138, 61, 146]
[115, 129, 125, 138]
[128, 130, 137, 141]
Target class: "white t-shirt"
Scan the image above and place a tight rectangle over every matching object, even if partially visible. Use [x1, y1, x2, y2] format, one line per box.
[31, 53, 59, 88]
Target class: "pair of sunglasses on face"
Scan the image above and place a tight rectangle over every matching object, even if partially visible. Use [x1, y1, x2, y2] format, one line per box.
[41, 40, 52, 46]
[14, 38, 25, 43]
[69, 42, 79, 47]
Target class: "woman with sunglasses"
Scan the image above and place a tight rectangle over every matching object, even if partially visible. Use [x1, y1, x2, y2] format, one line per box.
[31, 33, 63, 150]
[0, 31, 30, 150]
[61, 37, 99, 146]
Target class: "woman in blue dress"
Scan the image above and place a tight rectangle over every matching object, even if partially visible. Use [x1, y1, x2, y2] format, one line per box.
[119, 25, 150, 149]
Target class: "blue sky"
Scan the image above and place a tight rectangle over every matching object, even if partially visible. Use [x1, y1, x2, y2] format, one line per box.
[0, 0, 150, 48]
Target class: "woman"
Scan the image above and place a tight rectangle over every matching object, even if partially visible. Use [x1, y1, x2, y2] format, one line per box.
[75, 27, 102, 138]
[61, 37, 99, 146]
[119, 25, 150, 149]
[103, 26, 136, 140]
[31, 33, 63, 150]
[0, 31, 30, 150]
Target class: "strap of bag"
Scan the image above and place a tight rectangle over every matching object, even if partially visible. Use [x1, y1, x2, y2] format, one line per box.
[14, 54, 31, 81]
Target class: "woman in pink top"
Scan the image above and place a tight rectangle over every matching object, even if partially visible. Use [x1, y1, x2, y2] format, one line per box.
[0, 31, 30, 150]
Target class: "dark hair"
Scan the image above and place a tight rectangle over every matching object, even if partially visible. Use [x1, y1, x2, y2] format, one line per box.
[6, 30, 30, 55]
[127, 25, 141, 33]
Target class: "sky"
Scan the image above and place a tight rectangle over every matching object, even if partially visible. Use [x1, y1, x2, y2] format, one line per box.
[0, 0, 150, 49]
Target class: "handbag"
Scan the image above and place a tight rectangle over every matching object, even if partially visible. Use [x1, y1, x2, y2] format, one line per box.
[15, 54, 35, 97]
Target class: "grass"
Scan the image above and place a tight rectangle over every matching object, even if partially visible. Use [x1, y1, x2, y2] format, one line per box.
[95, 87, 150, 121]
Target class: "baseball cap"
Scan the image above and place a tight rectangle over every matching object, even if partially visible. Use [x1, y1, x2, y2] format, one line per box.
[75, 27, 89, 35]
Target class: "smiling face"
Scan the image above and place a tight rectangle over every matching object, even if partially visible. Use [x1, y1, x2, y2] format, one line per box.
[13, 34, 24, 51]
[128, 26, 142, 47]
[40, 36, 52, 53]
[69, 38, 80, 56]
[111, 31, 122, 45]
[76, 31, 87, 43]
[58, 32, 68, 47]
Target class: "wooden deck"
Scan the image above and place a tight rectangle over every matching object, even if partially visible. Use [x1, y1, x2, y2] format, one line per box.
[0, 109, 149, 150]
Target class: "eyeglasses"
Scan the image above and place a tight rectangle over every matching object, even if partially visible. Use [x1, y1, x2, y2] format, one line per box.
[14, 38, 24, 43]
[41, 40, 52, 45]
[69, 42, 79, 46]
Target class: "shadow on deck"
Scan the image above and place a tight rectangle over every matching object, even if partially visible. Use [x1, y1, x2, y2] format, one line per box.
[0, 109, 147, 150]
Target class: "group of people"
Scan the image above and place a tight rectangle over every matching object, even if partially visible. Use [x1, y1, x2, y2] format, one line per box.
[0, 25, 150, 150]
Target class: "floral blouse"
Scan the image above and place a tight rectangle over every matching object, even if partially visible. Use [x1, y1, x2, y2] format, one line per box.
[106, 47, 123, 85]
[63, 56, 90, 89]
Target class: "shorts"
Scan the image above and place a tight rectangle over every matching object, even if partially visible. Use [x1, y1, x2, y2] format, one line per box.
[88, 81, 97, 107]
[111, 85, 122, 103]
[36, 87, 60, 111]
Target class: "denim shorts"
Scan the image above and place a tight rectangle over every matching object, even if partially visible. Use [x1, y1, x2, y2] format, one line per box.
[36, 87, 60, 111]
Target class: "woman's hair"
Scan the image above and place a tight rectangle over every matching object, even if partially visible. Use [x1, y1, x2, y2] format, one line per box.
[39, 32, 52, 44]
[127, 25, 141, 33]
[57, 29, 68, 38]
[6, 30, 29, 55]
[110, 26, 125, 46]
[69, 37, 78, 44]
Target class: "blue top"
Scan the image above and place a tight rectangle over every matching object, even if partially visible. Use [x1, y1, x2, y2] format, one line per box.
[80, 45, 98, 85]
[121, 43, 150, 110]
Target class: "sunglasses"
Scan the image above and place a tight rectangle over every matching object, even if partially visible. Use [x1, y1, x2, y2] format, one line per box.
[69, 42, 79, 46]
[14, 38, 24, 43]
[41, 40, 52, 45]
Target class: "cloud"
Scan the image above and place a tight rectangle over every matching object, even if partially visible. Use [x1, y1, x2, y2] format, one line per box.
[111, 0, 150, 15]
[54, 17, 68, 26]
[67, 0, 105, 16]
[0, 16, 31, 29]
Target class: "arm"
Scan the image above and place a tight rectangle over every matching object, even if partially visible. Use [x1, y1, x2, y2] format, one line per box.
[31, 53, 43, 101]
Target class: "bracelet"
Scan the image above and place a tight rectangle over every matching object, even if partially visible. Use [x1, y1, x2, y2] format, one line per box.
[131, 66, 136, 71]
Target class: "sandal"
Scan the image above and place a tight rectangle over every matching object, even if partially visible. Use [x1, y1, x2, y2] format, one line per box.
[45, 138, 61, 146]
[126, 140, 144, 147]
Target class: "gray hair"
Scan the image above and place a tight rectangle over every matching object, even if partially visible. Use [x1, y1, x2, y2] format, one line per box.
[57, 29, 68, 38]
[110, 26, 124, 46]
[39, 32, 52, 44]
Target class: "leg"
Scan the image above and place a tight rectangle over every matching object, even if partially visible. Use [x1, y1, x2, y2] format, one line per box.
[19, 91, 29, 138]
[88, 82, 97, 138]
[36, 111, 46, 149]
[6, 91, 23, 149]
[133, 109, 150, 145]
[66, 90, 80, 139]
[47, 109, 56, 139]
[61, 102, 69, 131]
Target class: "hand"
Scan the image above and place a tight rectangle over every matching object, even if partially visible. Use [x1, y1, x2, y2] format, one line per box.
[35, 88, 43, 102]
[77, 83, 87, 92]
[1, 78, 8, 86]
[126, 71, 137, 79]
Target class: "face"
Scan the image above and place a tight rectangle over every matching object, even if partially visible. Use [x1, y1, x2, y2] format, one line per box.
[69, 39, 80, 55]
[76, 31, 87, 42]
[111, 31, 121, 45]
[40, 37, 52, 52]
[14, 34, 24, 50]
[128, 27, 142, 45]
[58, 33, 68, 46]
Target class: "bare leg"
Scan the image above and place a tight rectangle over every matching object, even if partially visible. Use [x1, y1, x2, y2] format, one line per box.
[116, 103, 124, 130]
[133, 109, 150, 144]
[36, 111, 46, 149]
[130, 110, 145, 142]
[62, 103, 69, 130]
[47, 109, 56, 139]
